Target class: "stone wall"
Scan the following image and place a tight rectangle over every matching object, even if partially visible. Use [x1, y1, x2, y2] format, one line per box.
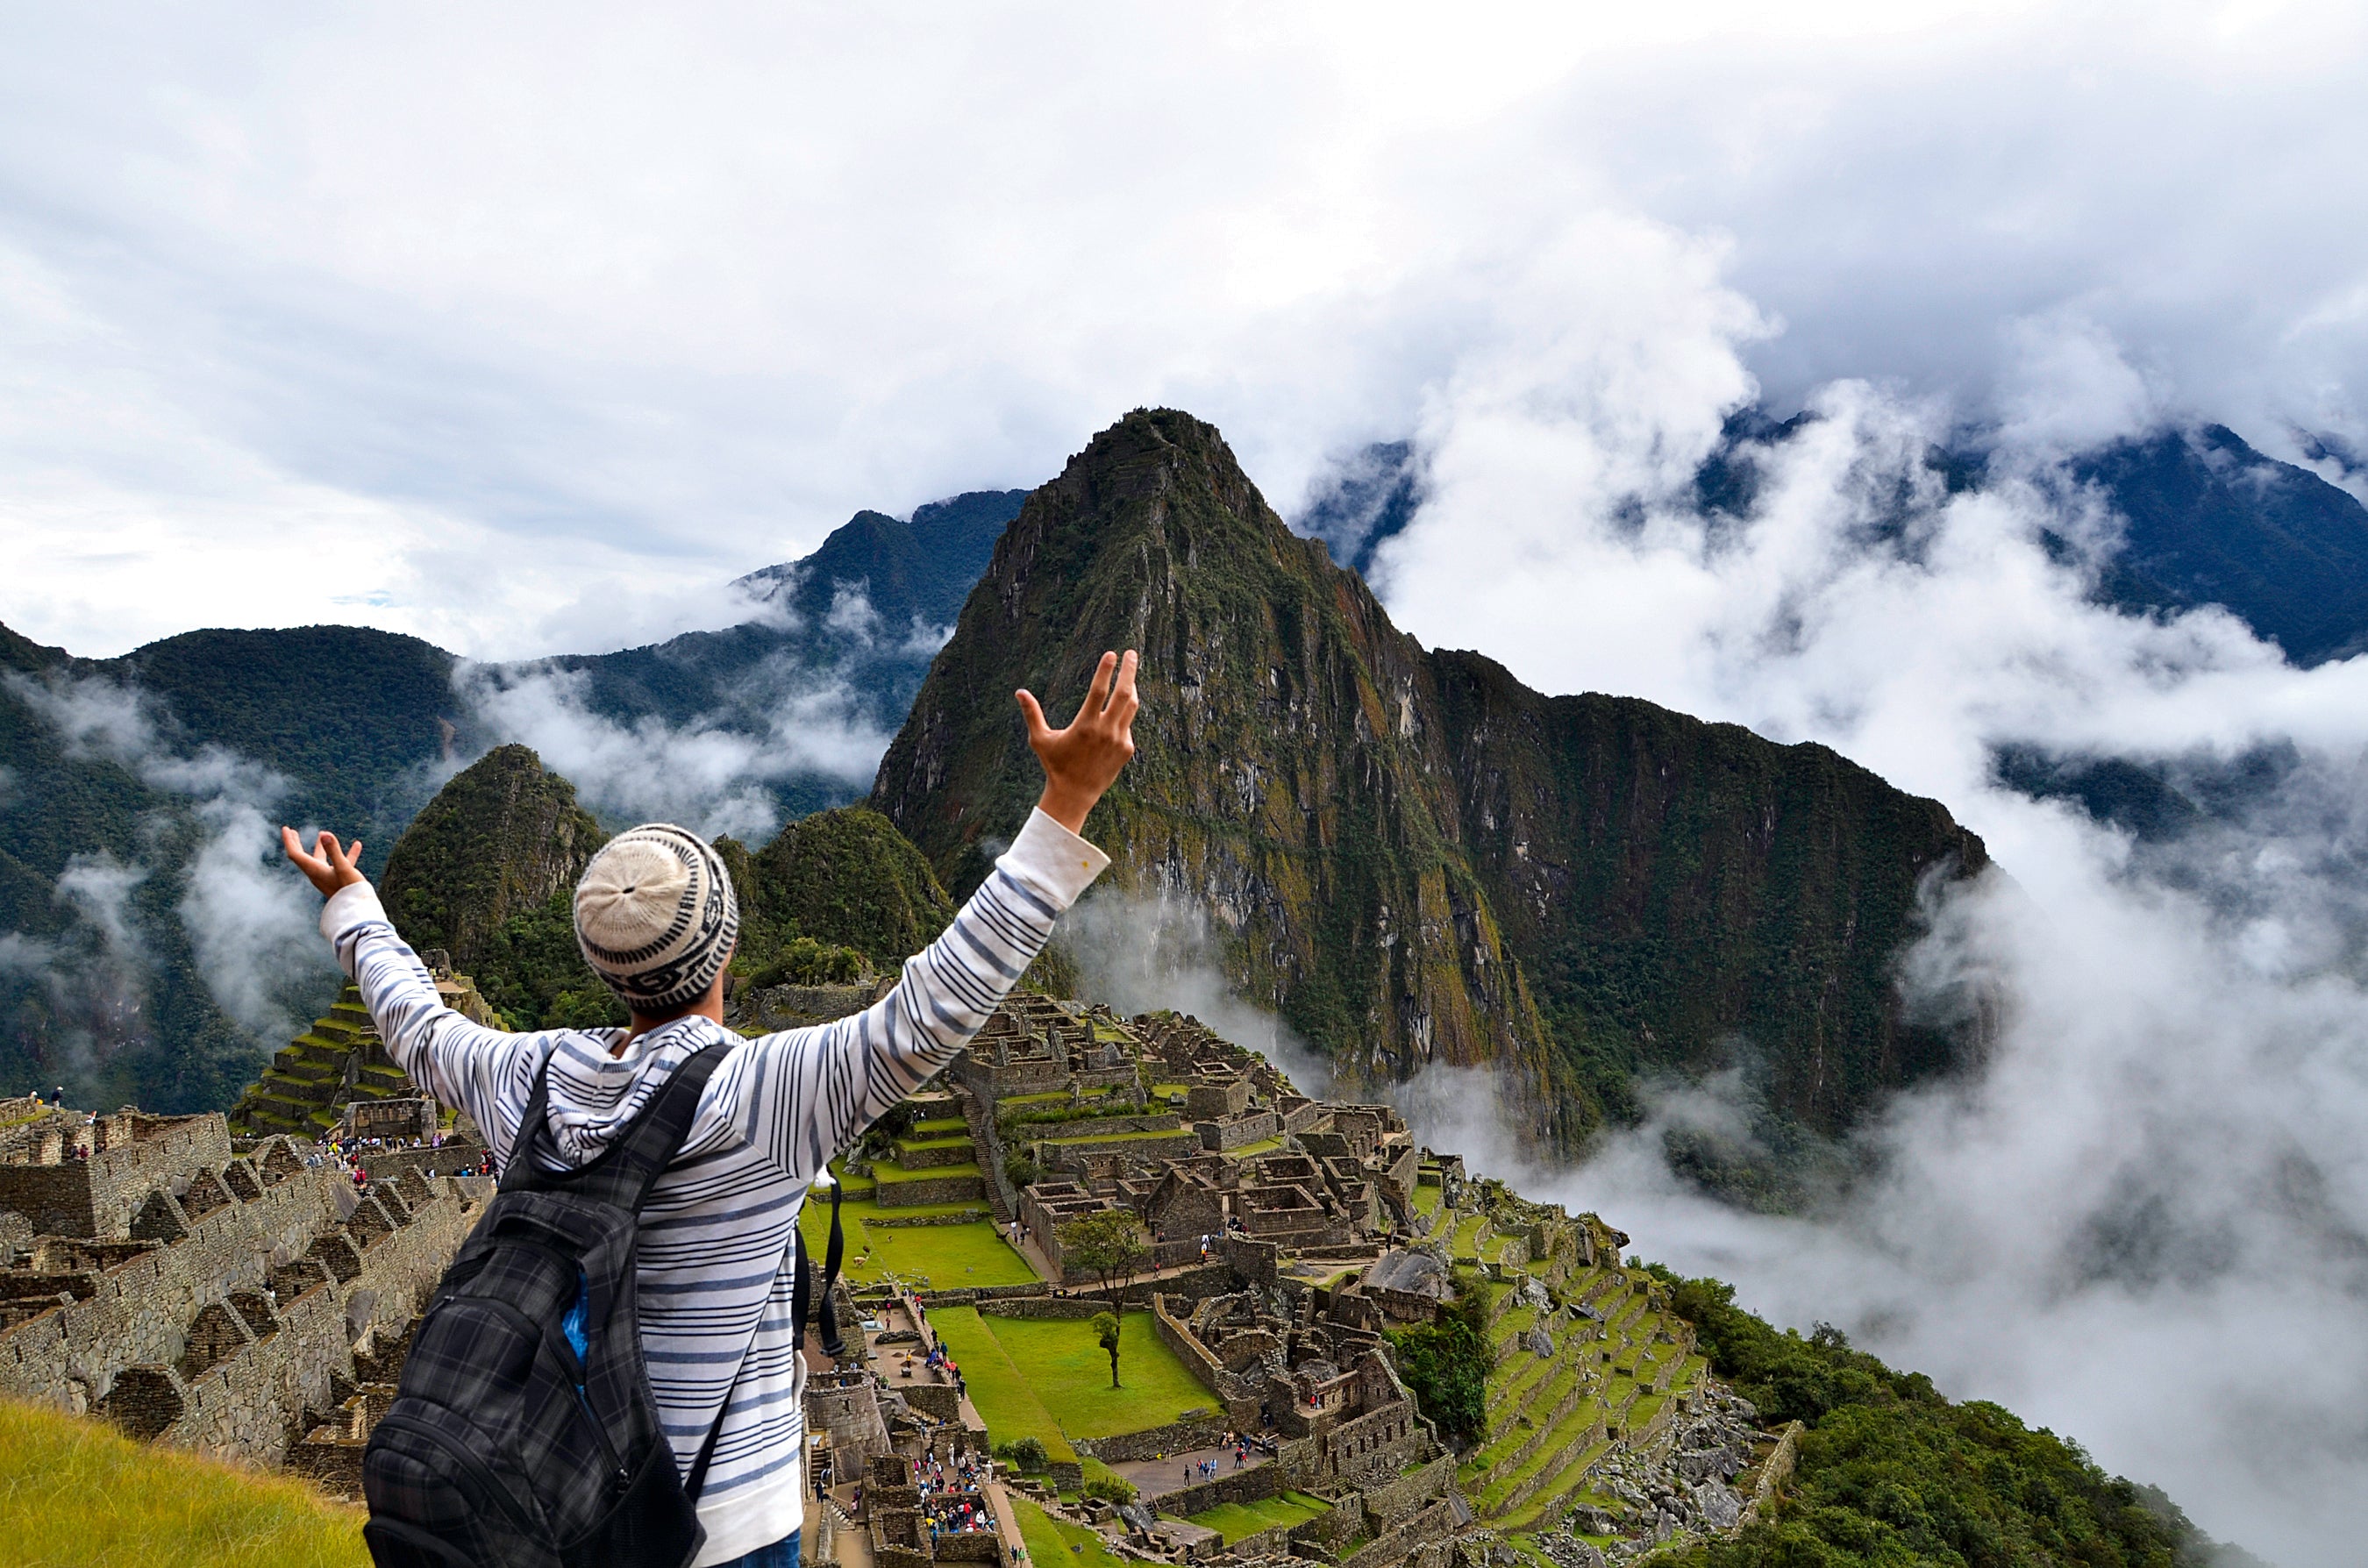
[1353, 1452, 1456, 1529]
[1070, 1414, 1229, 1465]
[1317, 1397, 1426, 1485]
[1005, 1113, 1180, 1142]
[0, 1113, 231, 1238]
[0, 1157, 340, 1409]
[1195, 1112, 1280, 1151]
[1147, 1459, 1281, 1518]
[980, 1297, 1106, 1321]
[897, 1141, 983, 1171]
[874, 1173, 987, 1208]
[153, 1174, 481, 1468]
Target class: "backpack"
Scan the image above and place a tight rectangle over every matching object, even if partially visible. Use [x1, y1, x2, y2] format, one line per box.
[362, 1040, 831, 1568]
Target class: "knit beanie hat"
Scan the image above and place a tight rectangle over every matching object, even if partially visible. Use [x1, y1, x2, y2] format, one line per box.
[573, 823, 740, 1016]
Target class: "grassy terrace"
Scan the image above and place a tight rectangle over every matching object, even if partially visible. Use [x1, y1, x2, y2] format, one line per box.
[1014, 1493, 1129, 1568]
[1456, 1260, 1707, 1536]
[1449, 1214, 1489, 1259]
[1411, 1185, 1444, 1217]
[972, 1310, 1211, 1438]
[797, 1197, 1036, 1288]
[1183, 1492, 1332, 1544]
[873, 1159, 982, 1182]
[0, 1395, 367, 1566]
[912, 1116, 970, 1135]
[934, 1308, 1215, 1453]
[895, 1134, 976, 1152]
[1230, 1136, 1285, 1157]
[930, 1307, 1078, 1464]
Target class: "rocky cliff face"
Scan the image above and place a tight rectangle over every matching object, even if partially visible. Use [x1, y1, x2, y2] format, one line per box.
[871, 410, 1991, 1150]
[377, 745, 606, 973]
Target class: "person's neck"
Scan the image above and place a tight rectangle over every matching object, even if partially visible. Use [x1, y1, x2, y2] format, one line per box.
[617, 997, 725, 1056]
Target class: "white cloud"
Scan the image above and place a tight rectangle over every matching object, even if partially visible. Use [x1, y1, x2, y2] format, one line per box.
[1354, 243, 2368, 1562]
[4, 669, 338, 1055]
[457, 657, 895, 841]
[2, 4, 2365, 653]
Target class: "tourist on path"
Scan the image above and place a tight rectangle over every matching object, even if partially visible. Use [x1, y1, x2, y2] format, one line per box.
[282, 650, 1141, 1568]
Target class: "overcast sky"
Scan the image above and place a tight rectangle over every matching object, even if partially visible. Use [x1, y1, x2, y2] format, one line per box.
[4, 2, 2365, 658]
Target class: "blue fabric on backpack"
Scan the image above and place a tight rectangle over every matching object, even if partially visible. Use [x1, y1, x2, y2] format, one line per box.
[563, 1272, 589, 1365]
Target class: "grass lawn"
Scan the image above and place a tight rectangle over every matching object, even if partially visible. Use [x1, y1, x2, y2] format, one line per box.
[1450, 1214, 1488, 1258]
[911, 1116, 969, 1134]
[1012, 1493, 1130, 1568]
[874, 1159, 983, 1183]
[1412, 1185, 1444, 1216]
[798, 1199, 1038, 1288]
[1230, 1137, 1284, 1157]
[973, 1310, 1212, 1439]
[896, 1134, 975, 1152]
[0, 1396, 367, 1566]
[928, 1308, 1076, 1464]
[1183, 1492, 1330, 1544]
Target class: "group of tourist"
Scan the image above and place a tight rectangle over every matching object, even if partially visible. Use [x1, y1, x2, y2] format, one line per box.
[1177, 1434, 1253, 1484]
[911, 1447, 998, 1540]
[309, 1128, 496, 1184]
[923, 1336, 967, 1396]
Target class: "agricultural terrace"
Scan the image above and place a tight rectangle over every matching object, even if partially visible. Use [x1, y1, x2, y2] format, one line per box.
[1460, 1262, 1708, 1536]
[1185, 1492, 1332, 1545]
[1013, 1493, 1131, 1568]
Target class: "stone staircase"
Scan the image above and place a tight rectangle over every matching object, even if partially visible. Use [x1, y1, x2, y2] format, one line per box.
[228, 988, 426, 1139]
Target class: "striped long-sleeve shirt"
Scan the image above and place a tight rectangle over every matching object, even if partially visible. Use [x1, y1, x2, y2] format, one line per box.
[318, 807, 1109, 1566]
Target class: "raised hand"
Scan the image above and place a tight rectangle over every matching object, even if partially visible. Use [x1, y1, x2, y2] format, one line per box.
[282, 826, 367, 899]
[1016, 650, 1140, 834]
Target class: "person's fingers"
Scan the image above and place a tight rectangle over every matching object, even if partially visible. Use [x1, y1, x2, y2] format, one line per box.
[339, 838, 364, 872]
[1076, 651, 1117, 721]
[280, 825, 303, 863]
[1016, 689, 1054, 746]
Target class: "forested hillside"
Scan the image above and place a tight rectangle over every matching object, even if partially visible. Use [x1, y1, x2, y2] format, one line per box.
[0, 491, 1022, 1109]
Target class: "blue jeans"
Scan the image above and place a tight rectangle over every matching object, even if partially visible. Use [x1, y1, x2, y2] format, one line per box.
[714, 1530, 800, 1568]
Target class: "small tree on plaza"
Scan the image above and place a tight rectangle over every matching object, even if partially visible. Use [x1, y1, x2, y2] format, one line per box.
[1091, 1310, 1123, 1388]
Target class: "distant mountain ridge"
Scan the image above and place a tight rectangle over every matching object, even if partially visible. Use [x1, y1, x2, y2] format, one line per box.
[1300, 417, 2368, 667]
[874, 410, 1992, 1158]
[0, 489, 1024, 1110]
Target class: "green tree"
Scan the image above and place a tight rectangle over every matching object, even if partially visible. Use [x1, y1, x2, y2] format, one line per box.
[1385, 1275, 1493, 1447]
[1058, 1209, 1149, 1301]
[1091, 1310, 1123, 1389]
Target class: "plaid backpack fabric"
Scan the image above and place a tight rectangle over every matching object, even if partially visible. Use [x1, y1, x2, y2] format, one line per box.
[361, 1041, 740, 1568]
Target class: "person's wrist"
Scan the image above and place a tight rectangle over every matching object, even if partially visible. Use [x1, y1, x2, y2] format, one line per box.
[1037, 781, 1096, 836]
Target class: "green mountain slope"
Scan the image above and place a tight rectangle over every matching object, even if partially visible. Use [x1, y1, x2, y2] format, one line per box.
[719, 804, 955, 971]
[377, 744, 608, 973]
[871, 410, 1989, 1152]
[0, 490, 1024, 1108]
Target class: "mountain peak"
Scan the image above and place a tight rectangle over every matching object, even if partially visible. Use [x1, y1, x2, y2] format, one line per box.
[378, 744, 607, 974]
[874, 409, 1990, 1155]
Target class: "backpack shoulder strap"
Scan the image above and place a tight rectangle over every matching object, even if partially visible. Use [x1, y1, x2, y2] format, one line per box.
[496, 1036, 731, 1207]
[608, 1039, 731, 1212]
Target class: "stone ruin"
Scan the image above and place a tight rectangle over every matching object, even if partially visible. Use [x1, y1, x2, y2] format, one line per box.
[0, 1087, 485, 1488]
